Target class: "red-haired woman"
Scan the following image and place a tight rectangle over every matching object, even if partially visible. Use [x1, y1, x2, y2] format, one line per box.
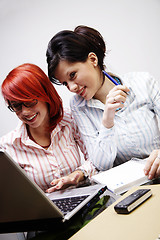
[0, 63, 98, 192]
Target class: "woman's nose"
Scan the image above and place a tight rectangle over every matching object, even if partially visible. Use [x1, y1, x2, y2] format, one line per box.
[67, 82, 78, 92]
[21, 105, 31, 114]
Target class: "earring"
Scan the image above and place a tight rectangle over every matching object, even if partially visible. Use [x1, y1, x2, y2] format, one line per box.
[94, 60, 98, 67]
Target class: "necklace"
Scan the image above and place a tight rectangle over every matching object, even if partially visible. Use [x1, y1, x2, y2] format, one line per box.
[27, 126, 51, 149]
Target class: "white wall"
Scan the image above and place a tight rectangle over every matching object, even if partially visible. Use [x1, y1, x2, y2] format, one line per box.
[0, 0, 160, 238]
[0, 0, 160, 138]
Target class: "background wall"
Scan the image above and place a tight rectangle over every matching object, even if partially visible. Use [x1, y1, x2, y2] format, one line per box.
[0, 0, 160, 138]
[0, 0, 160, 239]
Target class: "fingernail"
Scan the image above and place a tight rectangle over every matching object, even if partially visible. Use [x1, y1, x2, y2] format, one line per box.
[149, 174, 152, 179]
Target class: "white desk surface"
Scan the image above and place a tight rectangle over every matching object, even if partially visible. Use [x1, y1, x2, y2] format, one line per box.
[69, 184, 160, 240]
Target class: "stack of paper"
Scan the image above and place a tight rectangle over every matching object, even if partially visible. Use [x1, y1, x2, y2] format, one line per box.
[91, 159, 150, 194]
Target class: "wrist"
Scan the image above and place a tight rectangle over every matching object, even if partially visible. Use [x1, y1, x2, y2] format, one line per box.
[76, 169, 89, 181]
[102, 118, 114, 128]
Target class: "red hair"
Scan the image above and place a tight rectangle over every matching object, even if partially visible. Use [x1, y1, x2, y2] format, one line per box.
[1, 63, 63, 132]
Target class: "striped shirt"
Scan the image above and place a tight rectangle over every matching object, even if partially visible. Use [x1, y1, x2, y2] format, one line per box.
[70, 72, 160, 171]
[0, 109, 97, 191]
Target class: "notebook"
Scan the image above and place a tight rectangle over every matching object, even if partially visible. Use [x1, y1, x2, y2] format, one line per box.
[91, 158, 151, 194]
[0, 150, 110, 226]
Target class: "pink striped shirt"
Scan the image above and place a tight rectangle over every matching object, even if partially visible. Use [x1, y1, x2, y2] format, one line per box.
[0, 109, 97, 191]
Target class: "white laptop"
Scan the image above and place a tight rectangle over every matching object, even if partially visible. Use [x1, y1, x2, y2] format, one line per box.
[0, 150, 114, 230]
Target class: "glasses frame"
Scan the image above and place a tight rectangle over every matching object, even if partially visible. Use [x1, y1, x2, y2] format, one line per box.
[8, 99, 38, 112]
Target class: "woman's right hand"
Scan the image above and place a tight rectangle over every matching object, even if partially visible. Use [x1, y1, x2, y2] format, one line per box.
[102, 85, 130, 128]
[46, 170, 84, 193]
[144, 149, 160, 179]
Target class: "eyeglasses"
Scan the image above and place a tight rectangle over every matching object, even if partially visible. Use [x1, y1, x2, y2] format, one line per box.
[8, 99, 38, 112]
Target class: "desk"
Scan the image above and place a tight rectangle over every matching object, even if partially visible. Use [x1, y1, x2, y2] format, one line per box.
[69, 184, 160, 240]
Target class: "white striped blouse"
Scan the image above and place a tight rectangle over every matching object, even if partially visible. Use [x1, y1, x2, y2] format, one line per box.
[0, 109, 97, 191]
[70, 72, 160, 171]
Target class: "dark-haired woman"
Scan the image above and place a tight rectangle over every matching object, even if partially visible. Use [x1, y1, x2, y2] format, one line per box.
[46, 25, 160, 180]
[0, 63, 98, 193]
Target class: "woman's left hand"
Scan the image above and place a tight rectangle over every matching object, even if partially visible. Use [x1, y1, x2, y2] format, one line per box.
[144, 149, 160, 179]
[102, 85, 129, 128]
[46, 170, 84, 193]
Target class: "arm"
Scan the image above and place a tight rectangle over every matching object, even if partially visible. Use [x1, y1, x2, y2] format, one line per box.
[70, 86, 129, 171]
[46, 111, 98, 193]
[143, 74, 160, 179]
[70, 104, 116, 170]
[71, 115, 100, 175]
[46, 153, 98, 193]
[46, 153, 97, 193]
[46, 170, 85, 193]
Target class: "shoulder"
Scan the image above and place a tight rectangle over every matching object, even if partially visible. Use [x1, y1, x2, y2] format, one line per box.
[0, 129, 17, 147]
[56, 108, 78, 135]
[122, 72, 154, 84]
[59, 108, 74, 125]
[0, 122, 25, 147]
[121, 72, 158, 90]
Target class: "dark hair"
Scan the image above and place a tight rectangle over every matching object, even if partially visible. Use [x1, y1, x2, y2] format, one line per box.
[46, 25, 106, 84]
[1, 63, 63, 132]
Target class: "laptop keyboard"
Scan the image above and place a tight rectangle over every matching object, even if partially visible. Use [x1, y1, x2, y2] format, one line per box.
[52, 195, 89, 215]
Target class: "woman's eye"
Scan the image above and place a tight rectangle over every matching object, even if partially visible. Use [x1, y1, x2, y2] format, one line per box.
[70, 72, 76, 79]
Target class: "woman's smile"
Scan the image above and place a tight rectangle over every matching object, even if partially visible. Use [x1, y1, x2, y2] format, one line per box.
[24, 113, 38, 122]
[16, 101, 49, 130]
[77, 86, 86, 97]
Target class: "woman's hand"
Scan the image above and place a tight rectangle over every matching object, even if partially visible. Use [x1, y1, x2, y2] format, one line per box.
[102, 85, 130, 128]
[144, 150, 160, 179]
[46, 170, 84, 193]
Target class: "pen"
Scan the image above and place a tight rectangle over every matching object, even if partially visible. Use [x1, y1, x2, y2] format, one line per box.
[102, 70, 120, 86]
[103, 70, 129, 95]
[102, 70, 126, 111]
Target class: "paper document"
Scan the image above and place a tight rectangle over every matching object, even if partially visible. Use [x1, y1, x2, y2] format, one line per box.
[91, 158, 150, 194]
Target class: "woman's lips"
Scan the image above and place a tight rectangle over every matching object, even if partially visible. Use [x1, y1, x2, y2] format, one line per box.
[77, 87, 86, 97]
[25, 113, 38, 122]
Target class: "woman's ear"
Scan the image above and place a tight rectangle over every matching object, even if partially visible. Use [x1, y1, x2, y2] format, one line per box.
[88, 52, 98, 67]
